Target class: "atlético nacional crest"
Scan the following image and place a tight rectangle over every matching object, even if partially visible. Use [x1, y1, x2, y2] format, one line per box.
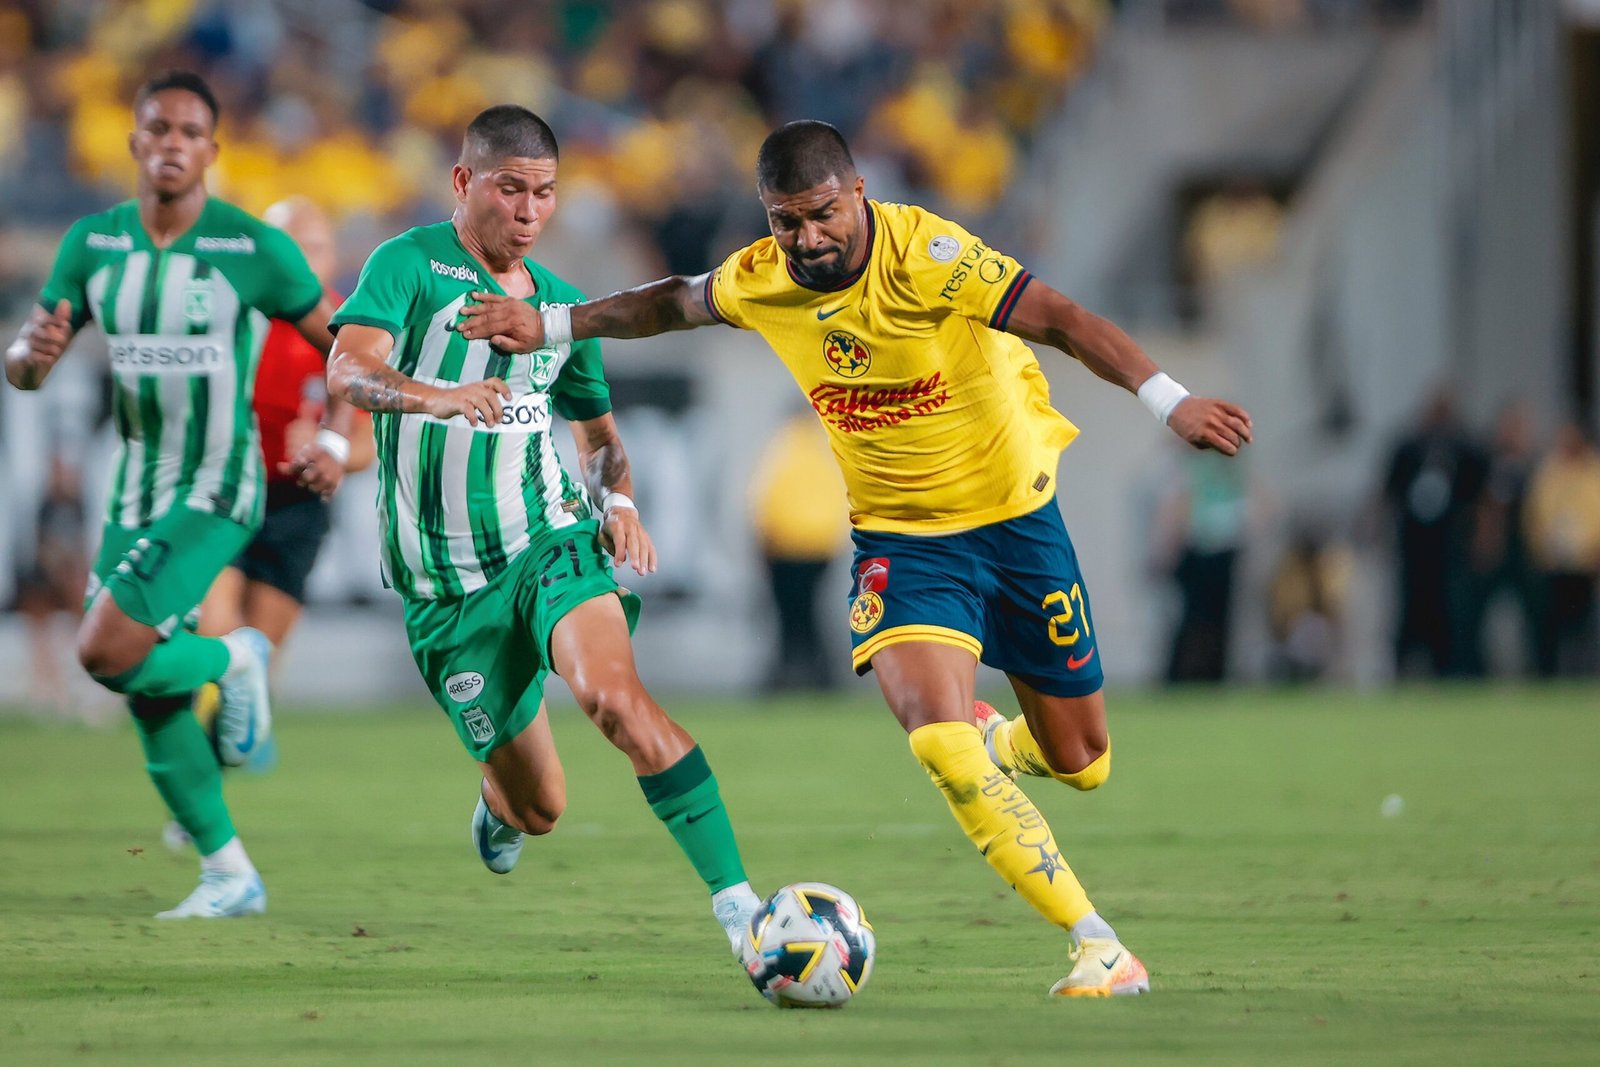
[182, 280, 212, 328]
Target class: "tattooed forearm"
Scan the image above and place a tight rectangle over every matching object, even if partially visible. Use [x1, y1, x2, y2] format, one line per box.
[583, 440, 630, 503]
[343, 364, 417, 412]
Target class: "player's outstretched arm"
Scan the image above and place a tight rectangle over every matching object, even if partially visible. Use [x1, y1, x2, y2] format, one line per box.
[454, 271, 719, 353]
[1005, 280, 1254, 456]
[5, 300, 77, 391]
[327, 323, 510, 427]
[570, 412, 657, 576]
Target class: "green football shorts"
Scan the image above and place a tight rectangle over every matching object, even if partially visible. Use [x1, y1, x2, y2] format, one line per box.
[87, 507, 256, 637]
[403, 520, 642, 761]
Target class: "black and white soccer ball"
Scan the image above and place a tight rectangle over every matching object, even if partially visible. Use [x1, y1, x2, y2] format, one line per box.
[739, 882, 876, 1008]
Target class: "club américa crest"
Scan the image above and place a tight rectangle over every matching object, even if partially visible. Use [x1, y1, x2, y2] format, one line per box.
[823, 330, 871, 378]
[849, 556, 889, 633]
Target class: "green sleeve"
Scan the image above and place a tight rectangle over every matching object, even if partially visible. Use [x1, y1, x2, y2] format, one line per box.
[552, 336, 613, 422]
[38, 219, 96, 330]
[331, 237, 421, 339]
[252, 224, 324, 322]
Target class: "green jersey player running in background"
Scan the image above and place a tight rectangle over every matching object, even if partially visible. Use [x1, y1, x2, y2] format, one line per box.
[5, 71, 349, 918]
[325, 105, 762, 954]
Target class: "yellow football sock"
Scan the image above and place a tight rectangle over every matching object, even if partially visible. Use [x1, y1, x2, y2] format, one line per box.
[908, 721, 1094, 930]
[999, 717, 1112, 790]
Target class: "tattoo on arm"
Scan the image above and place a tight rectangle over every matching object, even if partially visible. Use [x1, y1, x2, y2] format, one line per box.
[583, 440, 630, 503]
[344, 364, 415, 412]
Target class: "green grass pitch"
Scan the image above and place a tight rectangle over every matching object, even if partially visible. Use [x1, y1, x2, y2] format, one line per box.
[2, 687, 1597, 1064]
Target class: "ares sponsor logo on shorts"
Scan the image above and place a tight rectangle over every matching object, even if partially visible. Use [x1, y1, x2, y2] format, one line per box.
[822, 330, 872, 379]
[108, 334, 226, 373]
[444, 671, 485, 703]
[849, 591, 885, 634]
[86, 232, 133, 251]
[194, 235, 256, 255]
[431, 259, 480, 284]
[461, 706, 496, 745]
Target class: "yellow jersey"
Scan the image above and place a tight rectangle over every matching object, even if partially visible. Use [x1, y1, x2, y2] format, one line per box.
[709, 200, 1078, 534]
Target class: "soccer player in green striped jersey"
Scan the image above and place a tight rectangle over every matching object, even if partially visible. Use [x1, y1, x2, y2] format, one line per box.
[326, 105, 763, 957]
[5, 71, 348, 919]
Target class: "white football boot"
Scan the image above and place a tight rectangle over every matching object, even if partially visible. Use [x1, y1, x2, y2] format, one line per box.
[215, 628, 272, 767]
[472, 795, 524, 875]
[712, 883, 763, 955]
[155, 869, 267, 920]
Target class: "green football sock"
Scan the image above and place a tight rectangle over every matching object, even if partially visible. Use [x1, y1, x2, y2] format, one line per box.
[103, 631, 230, 697]
[638, 746, 748, 894]
[133, 700, 236, 854]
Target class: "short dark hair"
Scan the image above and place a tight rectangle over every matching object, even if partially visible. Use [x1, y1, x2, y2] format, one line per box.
[756, 121, 856, 194]
[134, 70, 220, 129]
[462, 105, 559, 166]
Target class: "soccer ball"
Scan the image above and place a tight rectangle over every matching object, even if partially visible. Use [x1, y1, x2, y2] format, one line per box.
[739, 882, 876, 1008]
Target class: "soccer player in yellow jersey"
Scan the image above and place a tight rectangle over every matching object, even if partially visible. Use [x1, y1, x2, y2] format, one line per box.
[457, 120, 1253, 997]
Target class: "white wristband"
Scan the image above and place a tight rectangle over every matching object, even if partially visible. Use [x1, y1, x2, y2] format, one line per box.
[540, 304, 573, 347]
[601, 491, 636, 515]
[1137, 372, 1190, 425]
[314, 428, 351, 466]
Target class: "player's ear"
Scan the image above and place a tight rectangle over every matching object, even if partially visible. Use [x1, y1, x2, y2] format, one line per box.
[451, 163, 472, 203]
[853, 174, 865, 200]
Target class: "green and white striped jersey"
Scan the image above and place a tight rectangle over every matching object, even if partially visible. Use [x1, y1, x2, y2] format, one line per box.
[40, 198, 323, 531]
[330, 222, 612, 601]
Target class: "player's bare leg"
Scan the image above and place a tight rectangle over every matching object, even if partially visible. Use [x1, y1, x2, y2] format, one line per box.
[874, 641, 1146, 995]
[471, 704, 564, 874]
[550, 592, 760, 948]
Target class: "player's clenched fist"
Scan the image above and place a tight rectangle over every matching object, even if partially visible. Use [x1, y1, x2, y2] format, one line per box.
[424, 377, 512, 426]
[1167, 396, 1254, 456]
[6, 299, 74, 389]
[456, 292, 544, 353]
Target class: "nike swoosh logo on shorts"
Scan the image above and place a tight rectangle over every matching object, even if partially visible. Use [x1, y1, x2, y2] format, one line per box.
[1067, 648, 1096, 671]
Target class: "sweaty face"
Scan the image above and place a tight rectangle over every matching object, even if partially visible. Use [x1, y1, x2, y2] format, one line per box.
[129, 90, 217, 199]
[761, 174, 866, 289]
[455, 156, 557, 266]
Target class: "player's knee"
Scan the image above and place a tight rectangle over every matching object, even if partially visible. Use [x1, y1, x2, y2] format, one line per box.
[579, 685, 652, 752]
[1050, 735, 1111, 791]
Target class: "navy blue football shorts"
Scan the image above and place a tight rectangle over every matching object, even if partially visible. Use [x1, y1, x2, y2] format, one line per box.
[845, 498, 1104, 697]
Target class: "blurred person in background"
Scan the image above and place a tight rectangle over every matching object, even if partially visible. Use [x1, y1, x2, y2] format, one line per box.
[198, 196, 373, 653]
[13, 454, 91, 716]
[325, 105, 764, 957]
[1523, 420, 1600, 677]
[1266, 523, 1353, 683]
[458, 118, 1255, 998]
[1155, 447, 1251, 683]
[163, 196, 374, 852]
[1379, 387, 1487, 678]
[749, 408, 850, 692]
[3, 70, 347, 920]
[1467, 399, 1541, 676]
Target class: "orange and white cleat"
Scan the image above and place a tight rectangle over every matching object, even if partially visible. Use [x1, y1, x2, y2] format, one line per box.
[1049, 937, 1150, 998]
[973, 700, 1013, 777]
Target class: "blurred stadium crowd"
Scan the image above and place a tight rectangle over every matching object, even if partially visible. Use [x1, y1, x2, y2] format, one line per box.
[0, 0, 1113, 287]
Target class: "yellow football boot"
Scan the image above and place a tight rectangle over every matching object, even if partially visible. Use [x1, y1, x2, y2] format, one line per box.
[1049, 937, 1150, 998]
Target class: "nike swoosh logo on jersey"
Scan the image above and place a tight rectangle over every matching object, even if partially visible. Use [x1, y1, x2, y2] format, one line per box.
[1066, 647, 1096, 671]
[816, 306, 846, 320]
